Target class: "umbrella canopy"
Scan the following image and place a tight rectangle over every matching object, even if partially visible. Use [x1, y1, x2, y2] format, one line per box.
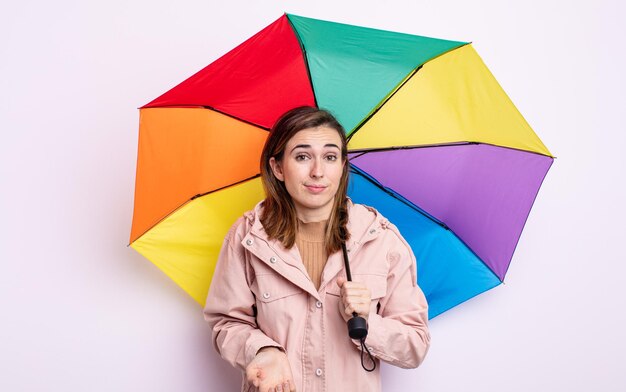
[130, 14, 553, 319]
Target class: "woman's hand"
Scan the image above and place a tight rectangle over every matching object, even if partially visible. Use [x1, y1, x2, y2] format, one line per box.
[336, 277, 371, 322]
[246, 347, 296, 392]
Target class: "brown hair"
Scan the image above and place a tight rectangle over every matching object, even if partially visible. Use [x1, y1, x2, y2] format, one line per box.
[260, 106, 350, 254]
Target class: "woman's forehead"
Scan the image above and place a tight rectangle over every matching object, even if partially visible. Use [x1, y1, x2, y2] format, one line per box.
[287, 126, 342, 149]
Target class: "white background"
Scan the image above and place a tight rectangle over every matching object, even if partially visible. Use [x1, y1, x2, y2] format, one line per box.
[2, 0, 625, 390]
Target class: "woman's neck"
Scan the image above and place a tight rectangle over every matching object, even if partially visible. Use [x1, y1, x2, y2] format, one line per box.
[297, 219, 327, 242]
[296, 208, 331, 224]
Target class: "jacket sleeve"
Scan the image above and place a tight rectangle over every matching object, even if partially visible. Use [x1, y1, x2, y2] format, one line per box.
[358, 230, 431, 369]
[203, 221, 283, 370]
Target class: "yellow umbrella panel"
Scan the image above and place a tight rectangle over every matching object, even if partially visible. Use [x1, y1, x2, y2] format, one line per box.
[131, 178, 264, 305]
[348, 44, 552, 157]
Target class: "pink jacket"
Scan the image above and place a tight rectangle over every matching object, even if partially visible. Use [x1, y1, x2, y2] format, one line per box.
[204, 201, 430, 391]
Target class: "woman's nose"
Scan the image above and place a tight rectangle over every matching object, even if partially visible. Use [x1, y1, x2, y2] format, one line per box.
[310, 158, 324, 178]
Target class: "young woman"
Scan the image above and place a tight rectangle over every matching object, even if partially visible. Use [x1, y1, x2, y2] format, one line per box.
[204, 107, 430, 392]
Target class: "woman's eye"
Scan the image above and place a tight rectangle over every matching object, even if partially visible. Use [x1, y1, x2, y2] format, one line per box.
[295, 154, 309, 161]
[325, 155, 338, 161]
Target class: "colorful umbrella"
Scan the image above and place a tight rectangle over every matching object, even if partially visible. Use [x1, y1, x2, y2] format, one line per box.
[130, 14, 553, 319]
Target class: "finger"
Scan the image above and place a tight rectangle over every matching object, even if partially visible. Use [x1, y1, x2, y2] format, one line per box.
[288, 379, 297, 391]
[336, 276, 346, 287]
[349, 295, 371, 305]
[346, 303, 370, 316]
[342, 282, 370, 293]
[342, 280, 367, 287]
[276, 383, 283, 392]
[246, 365, 259, 382]
[342, 293, 369, 307]
[342, 295, 355, 310]
[247, 373, 260, 387]
[341, 287, 368, 300]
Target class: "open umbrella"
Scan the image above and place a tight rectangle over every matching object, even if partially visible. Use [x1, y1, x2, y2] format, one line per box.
[130, 14, 553, 319]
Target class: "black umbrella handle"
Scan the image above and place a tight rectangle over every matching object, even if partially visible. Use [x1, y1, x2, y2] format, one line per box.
[341, 242, 375, 371]
[341, 243, 368, 340]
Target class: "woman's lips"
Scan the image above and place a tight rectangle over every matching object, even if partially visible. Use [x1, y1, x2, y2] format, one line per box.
[305, 184, 327, 194]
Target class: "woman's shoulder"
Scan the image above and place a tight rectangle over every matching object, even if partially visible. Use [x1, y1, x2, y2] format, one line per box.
[347, 200, 389, 229]
[348, 201, 410, 245]
[225, 200, 266, 241]
[347, 200, 376, 218]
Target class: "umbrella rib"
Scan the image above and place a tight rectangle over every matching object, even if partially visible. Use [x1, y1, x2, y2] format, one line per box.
[200, 106, 271, 131]
[190, 174, 262, 200]
[347, 64, 423, 140]
[130, 174, 262, 245]
[286, 15, 319, 108]
[349, 151, 368, 160]
[346, 42, 470, 140]
[143, 104, 271, 131]
[349, 141, 555, 158]
[348, 141, 474, 154]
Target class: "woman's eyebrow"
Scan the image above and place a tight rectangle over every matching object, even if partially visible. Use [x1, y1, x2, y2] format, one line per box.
[290, 143, 340, 153]
[291, 144, 311, 152]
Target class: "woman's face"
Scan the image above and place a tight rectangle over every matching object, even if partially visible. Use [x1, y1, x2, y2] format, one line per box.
[269, 126, 345, 222]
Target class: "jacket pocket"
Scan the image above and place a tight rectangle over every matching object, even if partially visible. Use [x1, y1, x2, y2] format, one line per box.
[250, 273, 305, 338]
[251, 274, 303, 303]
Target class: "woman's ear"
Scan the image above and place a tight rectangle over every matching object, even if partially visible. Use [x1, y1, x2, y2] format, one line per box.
[269, 157, 284, 181]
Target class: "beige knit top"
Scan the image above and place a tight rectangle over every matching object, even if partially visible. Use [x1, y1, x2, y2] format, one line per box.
[295, 220, 328, 290]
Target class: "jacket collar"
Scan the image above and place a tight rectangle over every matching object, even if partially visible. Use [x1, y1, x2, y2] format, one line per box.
[241, 199, 390, 296]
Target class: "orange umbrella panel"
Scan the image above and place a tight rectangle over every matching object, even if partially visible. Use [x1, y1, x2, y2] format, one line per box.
[130, 108, 267, 243]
